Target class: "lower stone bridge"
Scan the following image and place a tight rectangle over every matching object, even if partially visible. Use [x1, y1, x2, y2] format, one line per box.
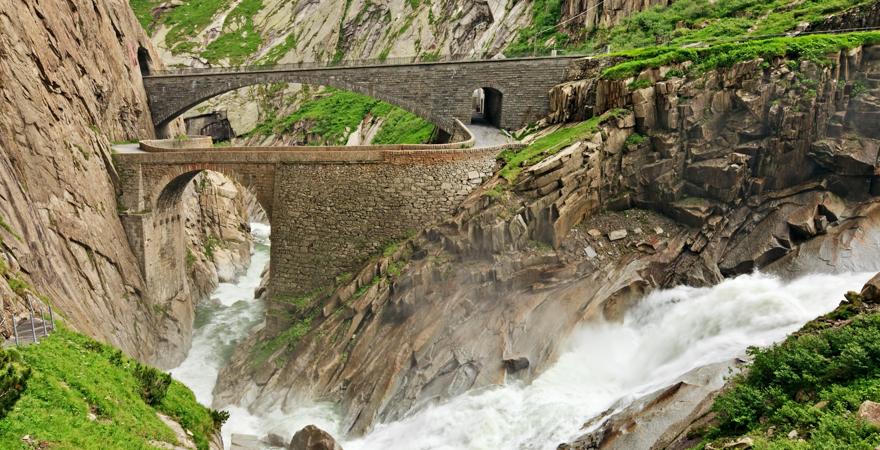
[115, 127, 511, 300]
[142, 56, 581, 135]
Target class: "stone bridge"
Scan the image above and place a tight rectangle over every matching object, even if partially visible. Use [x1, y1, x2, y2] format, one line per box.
[142, 56, 580, 134]
[115, 127, 513, 300]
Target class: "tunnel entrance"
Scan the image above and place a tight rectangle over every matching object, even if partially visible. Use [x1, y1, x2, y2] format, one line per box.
[137, 46, 152, 76]
[470, 87, 503, 128]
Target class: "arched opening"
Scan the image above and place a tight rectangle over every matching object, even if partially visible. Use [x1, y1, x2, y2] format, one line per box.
[471, 87, 503, 128]
[154, 170, 270, 299]
[170, 82, 443, 145]
[137, 46, 152, 76]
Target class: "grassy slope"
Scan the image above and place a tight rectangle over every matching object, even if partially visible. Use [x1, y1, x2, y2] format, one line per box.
[0, 328, 218, 450]
[506, 0, 876, 55]
[701, 294, 880, 449]
[247, 89, 435, 145]
[498, 109, 626, 181]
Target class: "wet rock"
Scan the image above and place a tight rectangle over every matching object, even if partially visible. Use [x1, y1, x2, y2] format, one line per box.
[289, 425, 343, 450]
[861, 273, 880, 303]
[230, 434, 261, 450]
[263, 433, 287, 447]
[503, 356, 530, 373]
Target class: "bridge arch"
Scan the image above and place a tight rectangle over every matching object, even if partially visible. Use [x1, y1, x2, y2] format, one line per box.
[471, 86, 503, 128]
[142, 57, 580, 137]
[151, 77, 448, 136]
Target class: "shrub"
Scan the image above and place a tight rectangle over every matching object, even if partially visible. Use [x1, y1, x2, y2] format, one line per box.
[133, 363, 172, 406]
[210, 409, 230, 430]
[0, 349, 30, 420]
[707, 312, 880, 447]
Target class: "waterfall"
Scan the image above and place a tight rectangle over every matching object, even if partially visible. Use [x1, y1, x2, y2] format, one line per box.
[170, 225, 873, 449]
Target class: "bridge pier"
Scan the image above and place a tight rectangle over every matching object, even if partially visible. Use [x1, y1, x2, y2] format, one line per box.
[115, 141, 502, 307]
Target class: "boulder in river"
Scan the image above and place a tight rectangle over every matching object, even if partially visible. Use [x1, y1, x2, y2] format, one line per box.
[289, 425, 343, 450]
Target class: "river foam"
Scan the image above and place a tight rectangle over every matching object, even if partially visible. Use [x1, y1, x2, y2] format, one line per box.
[171, 225, 873, 449]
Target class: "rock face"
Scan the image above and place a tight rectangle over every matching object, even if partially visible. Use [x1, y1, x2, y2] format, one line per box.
[182, 172, 254, 303]
[0, 0, 195, 366]
[561, 0, 671, 30]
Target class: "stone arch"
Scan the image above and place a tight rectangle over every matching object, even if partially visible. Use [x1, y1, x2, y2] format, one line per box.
[470, 86, 503, 128]
[150, 165, 274, 220]
[137, 46, 152, 76]
[153, 77, 448, 134]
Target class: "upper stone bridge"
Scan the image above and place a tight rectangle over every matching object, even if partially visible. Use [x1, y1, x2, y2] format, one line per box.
[115, 125, 516, 301]
[142, 56, 580, 134]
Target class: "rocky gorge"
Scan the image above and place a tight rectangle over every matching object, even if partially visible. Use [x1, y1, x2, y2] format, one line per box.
[1, 0, 880, 448]
[209, 41, 880, 446]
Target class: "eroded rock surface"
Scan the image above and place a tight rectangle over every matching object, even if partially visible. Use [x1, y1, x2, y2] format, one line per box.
[214, 46, 880, 438]
[0, 0, 193, 366]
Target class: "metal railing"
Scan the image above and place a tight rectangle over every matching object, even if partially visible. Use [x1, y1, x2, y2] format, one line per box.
[3, 296, 56, 347]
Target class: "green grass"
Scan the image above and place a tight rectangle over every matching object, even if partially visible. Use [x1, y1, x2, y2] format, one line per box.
[601, 32, 880, 79]
[506, 0, 569, 56]
[161, 0, 233, 53]
[0, 327, 220, 450]
[498, 109, 626, 182]
[129, 0, 159, 32]
[247, 89, 434, 145]
[257, 33, 298, 65]
[703, 297, 880, 448]
[371, 104, 436, 145]
[200, 0, 263, 64]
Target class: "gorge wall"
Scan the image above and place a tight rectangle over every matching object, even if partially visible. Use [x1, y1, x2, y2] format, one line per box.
[0, 0, 170, 363]
[0, 0, 252, 369]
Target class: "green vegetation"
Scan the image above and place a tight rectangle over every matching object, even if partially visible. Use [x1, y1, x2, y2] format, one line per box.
[257, 33, 298, 65]
[247, 89, 434, 145]
[0, 327, 224, 450]
[703, 296, 880, 448]
[602, 32, 880, 79]
[203, 235, 220, 259]
[625, 133, 647, 146]
[200, 0, 263, 64]
[505, 0, 875, 57]
[498, 109, 626, 182]
[162, 0, 233, 52]
[0, 349, 30, 420]
[506, 0, 568, 56]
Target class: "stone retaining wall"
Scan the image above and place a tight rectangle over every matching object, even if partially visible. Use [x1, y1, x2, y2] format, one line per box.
[116, 129, 512, 297]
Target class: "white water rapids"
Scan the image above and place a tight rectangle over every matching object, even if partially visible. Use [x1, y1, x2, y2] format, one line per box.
[170, 224, 874, 450]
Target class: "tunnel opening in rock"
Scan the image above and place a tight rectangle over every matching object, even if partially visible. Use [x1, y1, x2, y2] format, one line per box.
[471, 87, 503, 128]
[137, 46, 152, 76]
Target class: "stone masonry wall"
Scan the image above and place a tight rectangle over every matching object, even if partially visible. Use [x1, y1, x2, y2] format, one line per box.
[270, 150, 497, 297]
[143, 57, 580, 132]
[116, 145, 502, 300]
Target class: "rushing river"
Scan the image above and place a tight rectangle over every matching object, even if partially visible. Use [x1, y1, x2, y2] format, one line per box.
[170, 224, 874, 449]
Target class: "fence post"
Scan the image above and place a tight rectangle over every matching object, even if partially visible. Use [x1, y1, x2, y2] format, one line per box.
[27, 297, 38, 344]
[49, 306, 55, 332]
[12, 315, 19, 347]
